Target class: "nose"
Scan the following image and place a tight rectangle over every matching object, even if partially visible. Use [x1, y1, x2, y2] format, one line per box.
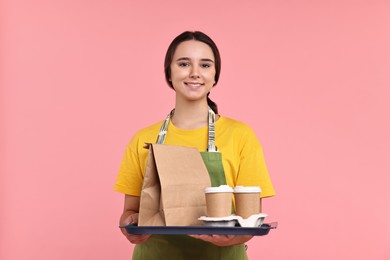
[189, 65, 200, 78]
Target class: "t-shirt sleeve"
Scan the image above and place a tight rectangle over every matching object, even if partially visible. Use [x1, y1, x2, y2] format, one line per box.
[236, 127, 276, 198]
[113, 137, 144, 196]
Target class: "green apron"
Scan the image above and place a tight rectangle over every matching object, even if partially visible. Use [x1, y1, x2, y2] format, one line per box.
[132, 108, 247, 260]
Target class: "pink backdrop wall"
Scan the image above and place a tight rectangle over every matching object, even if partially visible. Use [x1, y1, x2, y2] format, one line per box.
[1, 0, 389, 259]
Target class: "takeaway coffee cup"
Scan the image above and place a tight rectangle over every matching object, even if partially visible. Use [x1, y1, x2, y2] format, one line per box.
[233, 186, 262, 219]
[204, 185, 233, 217]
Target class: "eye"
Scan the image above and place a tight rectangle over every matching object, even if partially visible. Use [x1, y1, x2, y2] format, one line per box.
[178, 62, 190, 67]
[201, 63, 211, 68]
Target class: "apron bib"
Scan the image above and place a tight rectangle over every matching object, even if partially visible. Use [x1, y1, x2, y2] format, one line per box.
[132, 108, 247, 260]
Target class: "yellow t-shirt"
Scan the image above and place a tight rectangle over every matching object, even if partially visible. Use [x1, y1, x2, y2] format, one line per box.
[114, 116, 275, 198]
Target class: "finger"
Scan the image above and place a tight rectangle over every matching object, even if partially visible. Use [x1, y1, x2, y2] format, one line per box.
[213, 235, 234, 240]
[126, 234, 151, 244]
[120, 228, 128, 236]
[129, 213, 139, 225]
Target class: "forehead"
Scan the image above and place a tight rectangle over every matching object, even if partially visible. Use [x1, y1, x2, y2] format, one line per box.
[173, 40, 214, 60]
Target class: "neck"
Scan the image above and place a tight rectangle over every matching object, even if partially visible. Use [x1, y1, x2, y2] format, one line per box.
[172, 99, 209, 130]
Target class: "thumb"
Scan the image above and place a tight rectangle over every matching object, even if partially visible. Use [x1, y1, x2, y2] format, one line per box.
[129, 213, 139, 225]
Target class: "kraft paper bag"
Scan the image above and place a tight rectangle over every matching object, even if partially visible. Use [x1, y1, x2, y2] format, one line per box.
[138, 144, 211, 226]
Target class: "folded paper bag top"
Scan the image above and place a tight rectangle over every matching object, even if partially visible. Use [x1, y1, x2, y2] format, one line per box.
[138, 144, 211, 226]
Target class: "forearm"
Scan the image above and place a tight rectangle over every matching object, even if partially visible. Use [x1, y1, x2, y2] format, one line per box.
[120, 195, 141, 226]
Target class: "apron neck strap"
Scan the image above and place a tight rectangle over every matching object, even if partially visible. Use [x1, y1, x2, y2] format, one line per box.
[156, 107, 218, 152]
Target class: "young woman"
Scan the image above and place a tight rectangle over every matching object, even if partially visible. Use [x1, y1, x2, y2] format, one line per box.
[114, 31, 275, 259]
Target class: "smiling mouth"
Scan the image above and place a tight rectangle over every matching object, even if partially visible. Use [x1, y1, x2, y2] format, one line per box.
[185, 82, 204, 87]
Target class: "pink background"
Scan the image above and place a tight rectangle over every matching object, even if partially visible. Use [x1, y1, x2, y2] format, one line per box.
[1, 0, 389, 259]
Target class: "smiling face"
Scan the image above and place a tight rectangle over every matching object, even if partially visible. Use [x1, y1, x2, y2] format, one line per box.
[169, 40, 216, 103]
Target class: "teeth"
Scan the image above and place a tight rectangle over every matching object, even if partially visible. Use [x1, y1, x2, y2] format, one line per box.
[186, 83, 202, 86]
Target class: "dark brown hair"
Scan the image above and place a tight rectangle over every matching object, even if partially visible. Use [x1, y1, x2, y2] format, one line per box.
[164, 31, 221, 113]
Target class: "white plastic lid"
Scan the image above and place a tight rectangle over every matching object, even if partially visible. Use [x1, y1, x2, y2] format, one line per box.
[233, 186, 261, 193]
[205, 185, 234, 193]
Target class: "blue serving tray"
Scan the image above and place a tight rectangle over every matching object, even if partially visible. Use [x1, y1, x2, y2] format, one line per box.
[120, 222, 277, 236]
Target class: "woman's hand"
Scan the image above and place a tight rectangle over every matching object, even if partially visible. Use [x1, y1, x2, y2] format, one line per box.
[120, 213, 151, 244]
[119, 195, 151, 244]
[189, 234, 253, 247]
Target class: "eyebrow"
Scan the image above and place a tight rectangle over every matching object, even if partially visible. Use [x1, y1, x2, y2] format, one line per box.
[176, 57, 215, 63]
